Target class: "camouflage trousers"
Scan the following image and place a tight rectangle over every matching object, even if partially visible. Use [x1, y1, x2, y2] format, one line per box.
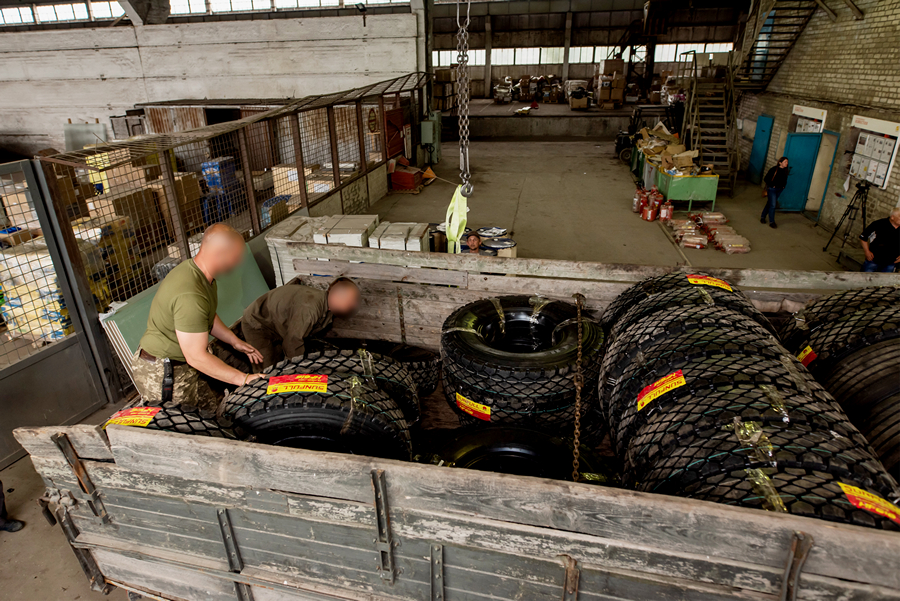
[132, 351, 218, 414]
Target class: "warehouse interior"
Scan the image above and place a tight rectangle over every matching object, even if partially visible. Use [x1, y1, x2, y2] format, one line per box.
[1, 1, 900, 600]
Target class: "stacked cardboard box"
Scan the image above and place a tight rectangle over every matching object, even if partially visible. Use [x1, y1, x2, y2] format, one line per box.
[89, 186, 167, 252]
[369, 221, 430, 251]
[148, 172, 204, 236]
[391, 165, 423, 191]
[1, 181, 40, 230]
[85, 147, 164, 193]
[73, 214, 142, 284]
[313, 215, 380, 248]
[593, 59, 627, 108]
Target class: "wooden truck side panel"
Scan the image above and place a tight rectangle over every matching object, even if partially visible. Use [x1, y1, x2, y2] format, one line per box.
[15, 425, 900, 601]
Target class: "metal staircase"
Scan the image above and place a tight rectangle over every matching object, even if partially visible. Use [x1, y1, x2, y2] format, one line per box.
[679, 51, 740, 197]
[734, 0, 818, 90]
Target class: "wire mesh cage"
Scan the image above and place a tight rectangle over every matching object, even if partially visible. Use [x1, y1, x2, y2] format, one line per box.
[29, 74, 428, 312]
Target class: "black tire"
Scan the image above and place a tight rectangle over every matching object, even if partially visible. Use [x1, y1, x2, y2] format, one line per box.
[607, 285, 775, 344]
[221, 360, 412, 460]
[779, 287, 900, 354]
[801, 306, 900, 376]
[107, 406, 238, 438]
[820, 337, 900, 475]
[600, 272, 745, 332]
[436, 426, 613, 483]
[441, 296, 604, 434]
[272, 347, 421, 425]
[312, 338, 441, 397]
[606, 328, 799, 454]
[600, 306, 779, 419]
[618, 147, 633, 163]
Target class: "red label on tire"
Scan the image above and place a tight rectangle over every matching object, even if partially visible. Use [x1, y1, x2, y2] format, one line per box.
[456, 393, 491, 421]
[637, 370, 687, 411]
[797, 346, 817, 367]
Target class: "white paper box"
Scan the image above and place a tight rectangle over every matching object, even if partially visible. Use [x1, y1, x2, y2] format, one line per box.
[380, 223, 414, 250]
[406, 224, 430, 251]
[369, 222, 391, 249]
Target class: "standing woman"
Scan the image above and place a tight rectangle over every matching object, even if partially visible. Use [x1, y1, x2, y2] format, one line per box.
[761, 156, 789, 229]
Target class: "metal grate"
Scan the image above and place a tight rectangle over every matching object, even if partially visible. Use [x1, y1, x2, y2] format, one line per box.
[35, 73, 428, 303]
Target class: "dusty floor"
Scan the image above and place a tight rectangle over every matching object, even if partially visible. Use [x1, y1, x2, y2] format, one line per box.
[371, 140, 851, 272]
[0, 138, 857, 601]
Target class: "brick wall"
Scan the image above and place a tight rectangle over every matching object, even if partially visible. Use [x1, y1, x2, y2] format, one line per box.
[737, 0, 900, 237]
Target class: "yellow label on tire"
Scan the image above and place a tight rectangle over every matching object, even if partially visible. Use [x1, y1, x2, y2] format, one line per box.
[104, 407, 161, 428]
[456, 393, 491, 421]
[686, 274, 733, 291]
[797, 345, 817, 367]
[266, 374, 328, 395]
[838, 482, 900, 525]
[637, 370, 687, 411]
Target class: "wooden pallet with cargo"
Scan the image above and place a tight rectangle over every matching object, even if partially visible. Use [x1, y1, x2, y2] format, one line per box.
[15, 245, 900, 601]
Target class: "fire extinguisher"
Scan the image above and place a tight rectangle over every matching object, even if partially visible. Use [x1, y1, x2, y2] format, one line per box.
[632, 187, 643, 213]
[641, 205, 658, 222]
[659, 201, 674, 221]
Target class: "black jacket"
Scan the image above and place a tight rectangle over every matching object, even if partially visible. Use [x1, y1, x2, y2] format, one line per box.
[765, 165, 789, 189]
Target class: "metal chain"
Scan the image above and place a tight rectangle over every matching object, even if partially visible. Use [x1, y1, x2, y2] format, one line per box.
[455, 0, 473, 197]
[571, 293, 585, 482]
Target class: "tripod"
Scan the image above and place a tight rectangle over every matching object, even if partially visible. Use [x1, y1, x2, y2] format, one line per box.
[824, 181, 870, 252]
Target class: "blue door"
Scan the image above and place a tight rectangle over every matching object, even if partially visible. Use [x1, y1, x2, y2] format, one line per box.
[778, 133, 822, 212]
[747, 115, 774, 184]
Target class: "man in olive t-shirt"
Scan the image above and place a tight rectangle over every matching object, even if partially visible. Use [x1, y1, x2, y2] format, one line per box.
[133, 224, 264, 410]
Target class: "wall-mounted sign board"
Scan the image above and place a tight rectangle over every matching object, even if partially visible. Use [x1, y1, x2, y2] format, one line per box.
[790, 105, 826, 133]
[848, 115, 900, 189]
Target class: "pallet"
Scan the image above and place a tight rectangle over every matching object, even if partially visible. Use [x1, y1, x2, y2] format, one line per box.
[391, 184, 424, 195]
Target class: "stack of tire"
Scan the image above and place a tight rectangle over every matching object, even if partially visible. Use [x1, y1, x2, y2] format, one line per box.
[441, 295, 605, 438]
[220, 348, 420, 460]
[778, 286, 900, 475]
[104, 405, 239, 439]
[600, 272, 900, 530]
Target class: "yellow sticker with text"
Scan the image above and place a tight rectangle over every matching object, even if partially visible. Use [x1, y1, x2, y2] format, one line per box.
[266, 374, 328, 395]
[686, 274, 733, 291]
[838, 482, 900, 525]
[797, 345, 817, 367]
[637, 370, 687, 411]
[104, 407, 161, 429]
[456, 393, 491, 421]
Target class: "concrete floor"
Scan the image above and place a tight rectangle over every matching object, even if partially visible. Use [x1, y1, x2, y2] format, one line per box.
[372, 140, 849, 272]
[0, 138, 855, 601]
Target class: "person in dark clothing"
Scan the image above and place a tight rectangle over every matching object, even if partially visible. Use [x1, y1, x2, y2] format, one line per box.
[241, 278, 360, 370]
[0, 482, 25, 533]
[859, 208, 900, 273]
[761, 157, 790, 228]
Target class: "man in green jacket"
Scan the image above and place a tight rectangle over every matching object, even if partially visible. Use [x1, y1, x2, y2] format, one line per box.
[242, 278, 360, 370]
[134, 224, 265, 411]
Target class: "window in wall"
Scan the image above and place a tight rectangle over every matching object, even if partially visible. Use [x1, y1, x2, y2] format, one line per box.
[705, 42, 733, 54]
[540, 47, 564, 65]
[492, 48, 515, 66]
[432, 50, 453, 67]
[210, 0, 273, 12]
[170, 0, 206, 14]
[36, 3, 90, 21]
[676, 43, 706, 58]
[90, 1, 126, 17]
[0, 6, 34, 23]
[515, 47, 540, 65]
[569, 47, 594, 64]
[654, 44, 678, 62]
[468, 49, 485, 66]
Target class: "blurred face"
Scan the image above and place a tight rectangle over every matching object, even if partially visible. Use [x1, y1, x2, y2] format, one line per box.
[467, 235, 481, 250]
[215, 241, 245, 275]
[328, 285, 360, 317]
[890, 213, 900, 228]
[779, 159, 789, 168]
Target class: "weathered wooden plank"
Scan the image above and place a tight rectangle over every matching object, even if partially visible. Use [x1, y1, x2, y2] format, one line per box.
[105, 427, 900, 591]
[291, 259, 469, 287]
[13, 425, 112, 461]
[279, 241, 897, 292]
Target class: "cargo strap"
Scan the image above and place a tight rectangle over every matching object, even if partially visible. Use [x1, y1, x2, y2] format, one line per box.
[372, 469, 397, 583]
[570, 293, 585, 482]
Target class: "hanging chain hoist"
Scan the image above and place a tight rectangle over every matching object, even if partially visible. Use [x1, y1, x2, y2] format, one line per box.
[456, 0, 473, 197]
[571, 293, 585, 482]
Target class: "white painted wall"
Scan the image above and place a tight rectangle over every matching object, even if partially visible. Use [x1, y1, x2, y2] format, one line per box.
[0, 15, 419, 154]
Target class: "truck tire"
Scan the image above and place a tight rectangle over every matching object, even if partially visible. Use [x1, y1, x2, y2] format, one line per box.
[600, 305, 779, 418]
[271, 348, 420, 425]
[797, 306, 900, 376]
[311, 338, 441, 397]
[221, 359, 412, 460]
[441, 295, 604, 434]
[779, 286, 900, 354]
[600, 272, 746, 332]
[607, 285, 775, 344]
[435, 426, 612, 482]
[107, 406, 238, 439]
[605, 327, 797, 454]
[819, 337, 900, 474]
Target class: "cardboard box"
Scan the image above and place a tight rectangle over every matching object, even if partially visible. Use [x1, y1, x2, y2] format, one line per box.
[650, 91, 662, 104]
[90, 187, 167, 251]
[600, 102, 619, 110]
[569, 96, 589, 110]
[1, 187, 40, 229]
[597, 88, 611, 101]
[271, 163, 323, 198]
[612, 74, 626, 89]
[599, 59, 625, 76]
[434, 68, 458, 82]
[610, 88, 625, 102]
[673, 153, 696, 169]
[0, 227, 35, 247]
[55, 176, 91, 222]
[660, 153, 675, 171]
[406, 223, 430, 252]
[149, 172, 203, 235]
[665, 144, 686, 155]
[379, 222, 414, 251]
[391, 165, 423, 190]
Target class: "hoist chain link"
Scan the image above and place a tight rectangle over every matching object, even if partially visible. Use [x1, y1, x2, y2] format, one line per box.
[571, 293, 585, 482]
[456, 0, 473, 196]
